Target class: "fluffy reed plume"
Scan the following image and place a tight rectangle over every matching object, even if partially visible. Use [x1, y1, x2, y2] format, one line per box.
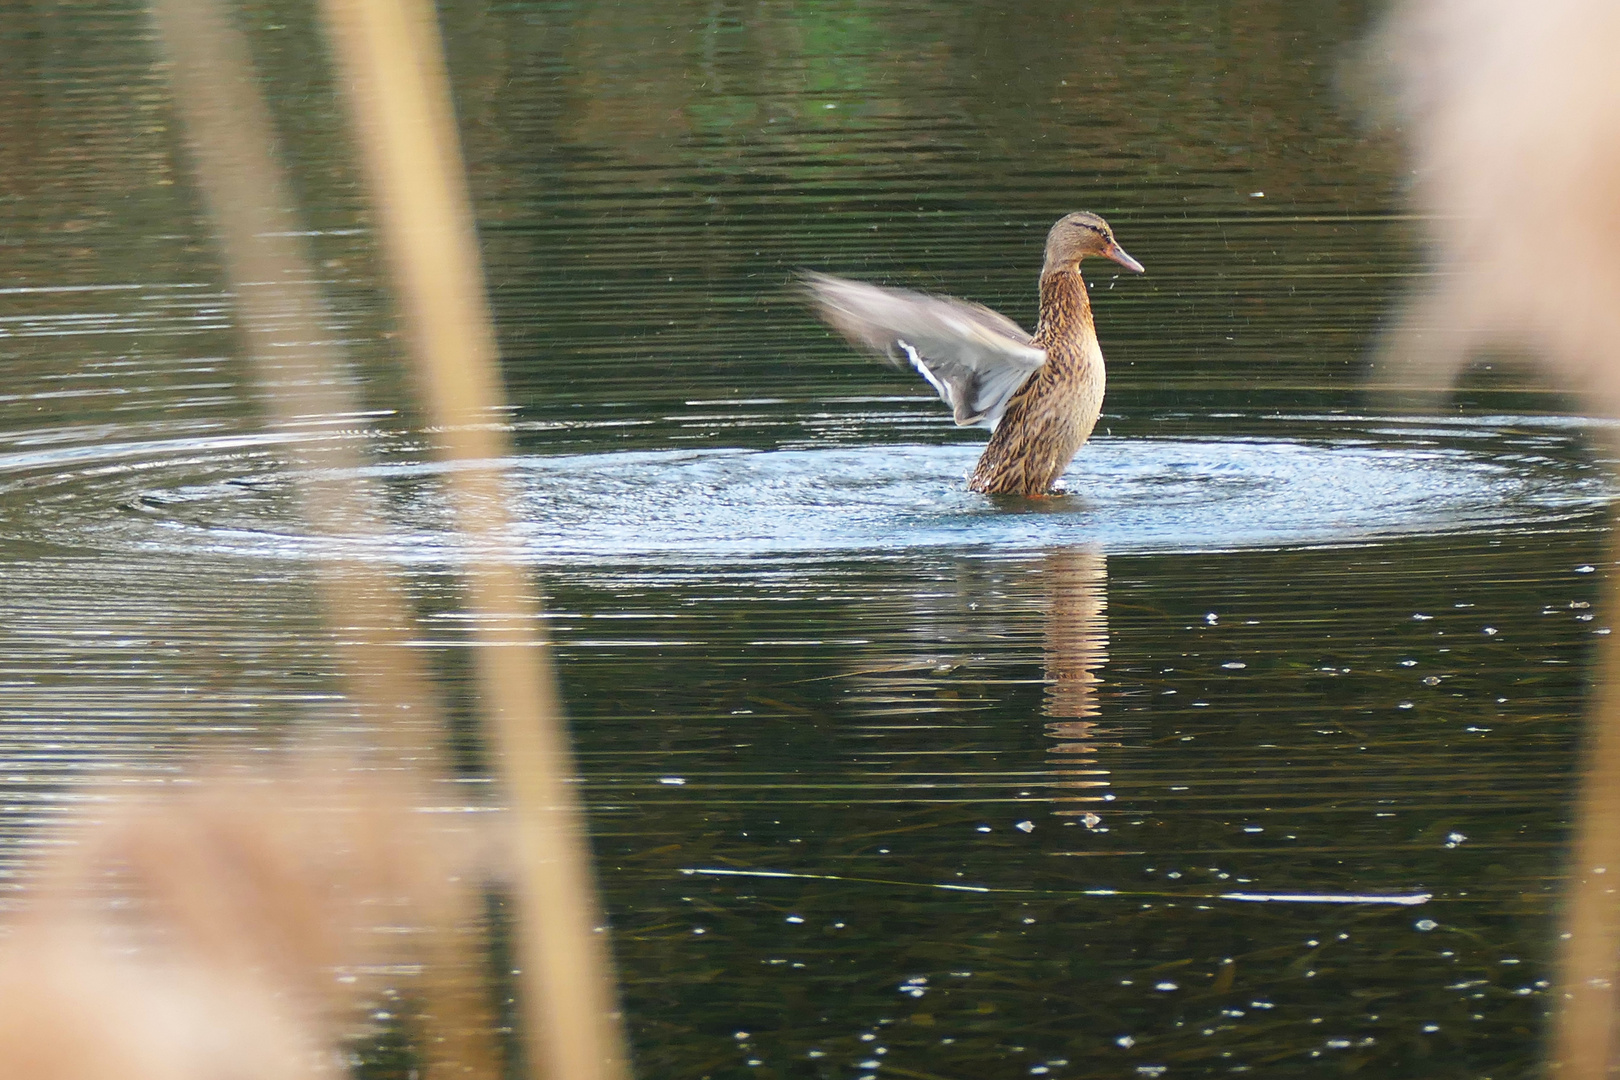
[0, 933, 332, 1080]
[0, 754, 498, 1080]
[1371, 0, 1620, 409]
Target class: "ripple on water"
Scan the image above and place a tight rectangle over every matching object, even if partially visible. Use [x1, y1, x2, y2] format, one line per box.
[20, 418, 1604, 565]
[504, 436, 1604, 561]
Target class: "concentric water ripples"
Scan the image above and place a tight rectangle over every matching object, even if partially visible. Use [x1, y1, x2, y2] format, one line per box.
[0, 414, 1601, 568]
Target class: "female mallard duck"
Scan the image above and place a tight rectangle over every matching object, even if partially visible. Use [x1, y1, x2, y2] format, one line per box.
[804, 212, 1143, 496]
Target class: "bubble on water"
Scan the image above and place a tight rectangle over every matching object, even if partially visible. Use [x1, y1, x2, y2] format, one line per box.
[899, 976, 929, 998]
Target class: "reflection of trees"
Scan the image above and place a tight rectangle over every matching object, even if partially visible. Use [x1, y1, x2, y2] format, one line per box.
[943, 2, 1395, 200]
[444, 0, 1397, 207]
[0, 1, 376, 432]
[1, 0, 1407, 427]
[429, 0, 1408, 415]
[0, 3, 189, 288]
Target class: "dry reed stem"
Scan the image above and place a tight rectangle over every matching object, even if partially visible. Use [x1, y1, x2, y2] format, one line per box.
[148, 0, 444, 772]
[1551, 502, 1620, 1076]
[1370, 2, 1620, 1072]
[148, 0, 500, 1074]
[315, 2, 629, 1078]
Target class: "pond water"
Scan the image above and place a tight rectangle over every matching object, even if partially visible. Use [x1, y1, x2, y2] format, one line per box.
[1, 0, 1612, 1077]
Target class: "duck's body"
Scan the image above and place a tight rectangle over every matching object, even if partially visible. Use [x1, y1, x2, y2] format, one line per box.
[968, 267, 1104, 494]
[804, 212, 1142, 496]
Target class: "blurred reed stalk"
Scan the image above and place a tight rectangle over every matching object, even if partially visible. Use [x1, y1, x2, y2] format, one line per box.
[1366, 0, 1620, 1069]
[315, 2, 630, 1079]
[148, 0, 527, 1075]
[1550, 517, 1620, 1076]
[148, 0, 448, 772]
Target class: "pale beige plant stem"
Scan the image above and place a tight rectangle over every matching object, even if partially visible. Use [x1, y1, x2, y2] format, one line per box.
[150, 0, 443, 766]
[1552, 498, 1620, 1076]
[149, 1, 498, 1075]
[1368, 2, 1620, 1068]
[316, 3, 630, 1079]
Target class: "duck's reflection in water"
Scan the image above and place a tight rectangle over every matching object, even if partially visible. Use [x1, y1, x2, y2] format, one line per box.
[834, 545, 1117, 818]
[1037, 547, 1117, 824]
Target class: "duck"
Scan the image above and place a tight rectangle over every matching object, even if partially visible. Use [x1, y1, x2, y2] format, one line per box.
[803, 212, 1143, 496]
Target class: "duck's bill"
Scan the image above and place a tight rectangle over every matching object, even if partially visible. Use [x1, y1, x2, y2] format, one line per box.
[1104, 241, 1145, 274]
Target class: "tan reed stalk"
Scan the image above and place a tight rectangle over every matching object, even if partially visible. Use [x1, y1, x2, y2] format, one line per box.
[315, 3, 630, 1079]
[1367, 2, 1620, 1067]
[1551, 500, 1620, 1076]
[148, 1, 499, 1075]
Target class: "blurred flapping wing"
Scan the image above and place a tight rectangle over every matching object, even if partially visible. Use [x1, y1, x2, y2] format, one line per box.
[801, 271, 1046, 430]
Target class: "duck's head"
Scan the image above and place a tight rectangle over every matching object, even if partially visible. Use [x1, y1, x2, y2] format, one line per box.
[1042, 212, 1144, 278]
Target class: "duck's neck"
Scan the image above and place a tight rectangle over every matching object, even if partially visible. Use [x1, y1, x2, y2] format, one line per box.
[1035, 268, 1095, 351]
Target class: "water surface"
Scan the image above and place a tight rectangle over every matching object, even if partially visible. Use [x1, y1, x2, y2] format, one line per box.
[0, 1, 1605, 1077]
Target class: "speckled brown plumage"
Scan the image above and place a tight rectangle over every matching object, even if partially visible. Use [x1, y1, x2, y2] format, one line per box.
[804, 212, 1142, 498]
[968, 269, 1104, 495]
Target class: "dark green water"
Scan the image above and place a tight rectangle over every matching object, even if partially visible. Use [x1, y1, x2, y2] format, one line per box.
[0, 1, 1612, 1077]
